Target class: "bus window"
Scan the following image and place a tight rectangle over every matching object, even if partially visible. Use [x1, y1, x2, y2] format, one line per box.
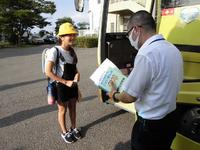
[105, 0, 137, 71]
[161, 0, 200, 8]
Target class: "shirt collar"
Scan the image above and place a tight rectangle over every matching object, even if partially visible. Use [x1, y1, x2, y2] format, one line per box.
[138, 34, 164, 52]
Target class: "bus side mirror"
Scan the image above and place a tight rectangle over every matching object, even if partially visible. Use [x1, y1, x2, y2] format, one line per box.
[74, 0, 84, 12]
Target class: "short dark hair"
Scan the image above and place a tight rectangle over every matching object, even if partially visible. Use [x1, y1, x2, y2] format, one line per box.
[129, 10, 156, 32]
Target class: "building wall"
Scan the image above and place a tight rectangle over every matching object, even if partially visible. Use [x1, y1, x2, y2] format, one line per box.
[88, 0, 102, 35]
[88, 0, 148, 34]
[108, 0, 148, 32]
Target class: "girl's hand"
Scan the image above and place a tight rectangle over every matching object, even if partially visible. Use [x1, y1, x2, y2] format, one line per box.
[77, 88, 82, 102]
[64, 80, 74, 87]
[74, 72, 80, 82]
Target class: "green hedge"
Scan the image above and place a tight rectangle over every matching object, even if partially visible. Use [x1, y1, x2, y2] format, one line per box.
[75, 36, 98, 48]
[0, 41, 12, 48]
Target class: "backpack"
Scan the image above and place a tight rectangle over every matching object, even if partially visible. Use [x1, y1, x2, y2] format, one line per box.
[41, 46, 59, 105]
[41, 46, 59, 77]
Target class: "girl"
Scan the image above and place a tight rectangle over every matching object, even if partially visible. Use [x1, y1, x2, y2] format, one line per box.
[45, 22, 81, 143]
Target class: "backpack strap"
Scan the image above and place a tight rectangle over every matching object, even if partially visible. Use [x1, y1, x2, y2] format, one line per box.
[54, 46, 59, 74]
[48, 46, 59, 81]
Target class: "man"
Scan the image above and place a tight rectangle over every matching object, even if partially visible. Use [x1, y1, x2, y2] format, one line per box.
[108, 10, 183, 150]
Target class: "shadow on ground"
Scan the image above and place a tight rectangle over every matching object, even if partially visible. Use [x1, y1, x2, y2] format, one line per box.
[114, 140, 131, 150]
[0, 94, 98, 128]
[0, 105, 57, 128]
[0, 78, 45, 92]
[80, 109, 127, 138]
[81, 95, 97, 102]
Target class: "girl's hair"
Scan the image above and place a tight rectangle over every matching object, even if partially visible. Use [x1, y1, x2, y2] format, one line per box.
[58, 36, 78, 64]
[69, 47, 78, 64]
[58, 36, 62, 45]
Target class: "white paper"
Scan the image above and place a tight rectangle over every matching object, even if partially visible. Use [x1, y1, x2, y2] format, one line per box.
[90, 58, 126, 92]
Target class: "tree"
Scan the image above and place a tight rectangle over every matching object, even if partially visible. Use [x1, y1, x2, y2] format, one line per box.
[0, 0, 56, 44]
[77, 22, 89, 29]
[55, 17, 75, 35]
[39, 30, 51, 37]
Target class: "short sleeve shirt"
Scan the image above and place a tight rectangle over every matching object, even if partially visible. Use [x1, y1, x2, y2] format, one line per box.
[122, 34, 183, 119]
[45, 46, 75, 82]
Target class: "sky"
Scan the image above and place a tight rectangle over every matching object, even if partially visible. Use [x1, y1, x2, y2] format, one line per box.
[32, 0, 89, 34]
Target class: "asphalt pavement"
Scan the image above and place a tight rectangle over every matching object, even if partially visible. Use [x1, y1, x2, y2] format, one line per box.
[0, 45, 135, 150]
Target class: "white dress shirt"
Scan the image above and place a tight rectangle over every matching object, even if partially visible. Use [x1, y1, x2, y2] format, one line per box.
[122, 34, 183, 120]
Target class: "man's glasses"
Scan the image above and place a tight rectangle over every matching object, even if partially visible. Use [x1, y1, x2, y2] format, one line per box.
[126, 25, 143, 38]
[126, 26, 134, 37]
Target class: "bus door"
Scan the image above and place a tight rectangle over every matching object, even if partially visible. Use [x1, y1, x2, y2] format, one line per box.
[157, 1, 200, 149]
[97, 0, 155, 113]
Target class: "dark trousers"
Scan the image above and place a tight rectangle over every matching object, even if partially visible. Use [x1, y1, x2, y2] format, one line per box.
[131, 110, 177, 150]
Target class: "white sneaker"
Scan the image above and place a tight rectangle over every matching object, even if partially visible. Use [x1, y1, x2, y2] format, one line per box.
[61, 132, 74, 143]
[70, 128, 81, 139]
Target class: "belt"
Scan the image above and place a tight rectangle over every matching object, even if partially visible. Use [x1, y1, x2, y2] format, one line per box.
[137, 110, 177, 126]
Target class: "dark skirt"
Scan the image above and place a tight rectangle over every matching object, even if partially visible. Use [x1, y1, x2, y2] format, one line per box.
[56, 62, 78, 102]
[56, 82, 78, 102]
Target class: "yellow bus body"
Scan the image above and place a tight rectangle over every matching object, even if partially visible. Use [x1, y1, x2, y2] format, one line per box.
[157, 2, 200, 149]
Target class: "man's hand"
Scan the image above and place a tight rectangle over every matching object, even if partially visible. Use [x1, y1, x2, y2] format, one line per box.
[108, 79, 137, 103]
[108, 80, 119, 102]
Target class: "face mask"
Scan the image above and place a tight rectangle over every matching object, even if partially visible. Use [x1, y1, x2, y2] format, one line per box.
[128, 29, 139, 50]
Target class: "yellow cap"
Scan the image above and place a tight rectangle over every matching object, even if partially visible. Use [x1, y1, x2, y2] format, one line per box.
[57, 22, 78, 36]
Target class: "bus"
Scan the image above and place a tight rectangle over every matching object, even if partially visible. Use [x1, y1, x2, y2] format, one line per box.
[75, 0, 200, 149]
